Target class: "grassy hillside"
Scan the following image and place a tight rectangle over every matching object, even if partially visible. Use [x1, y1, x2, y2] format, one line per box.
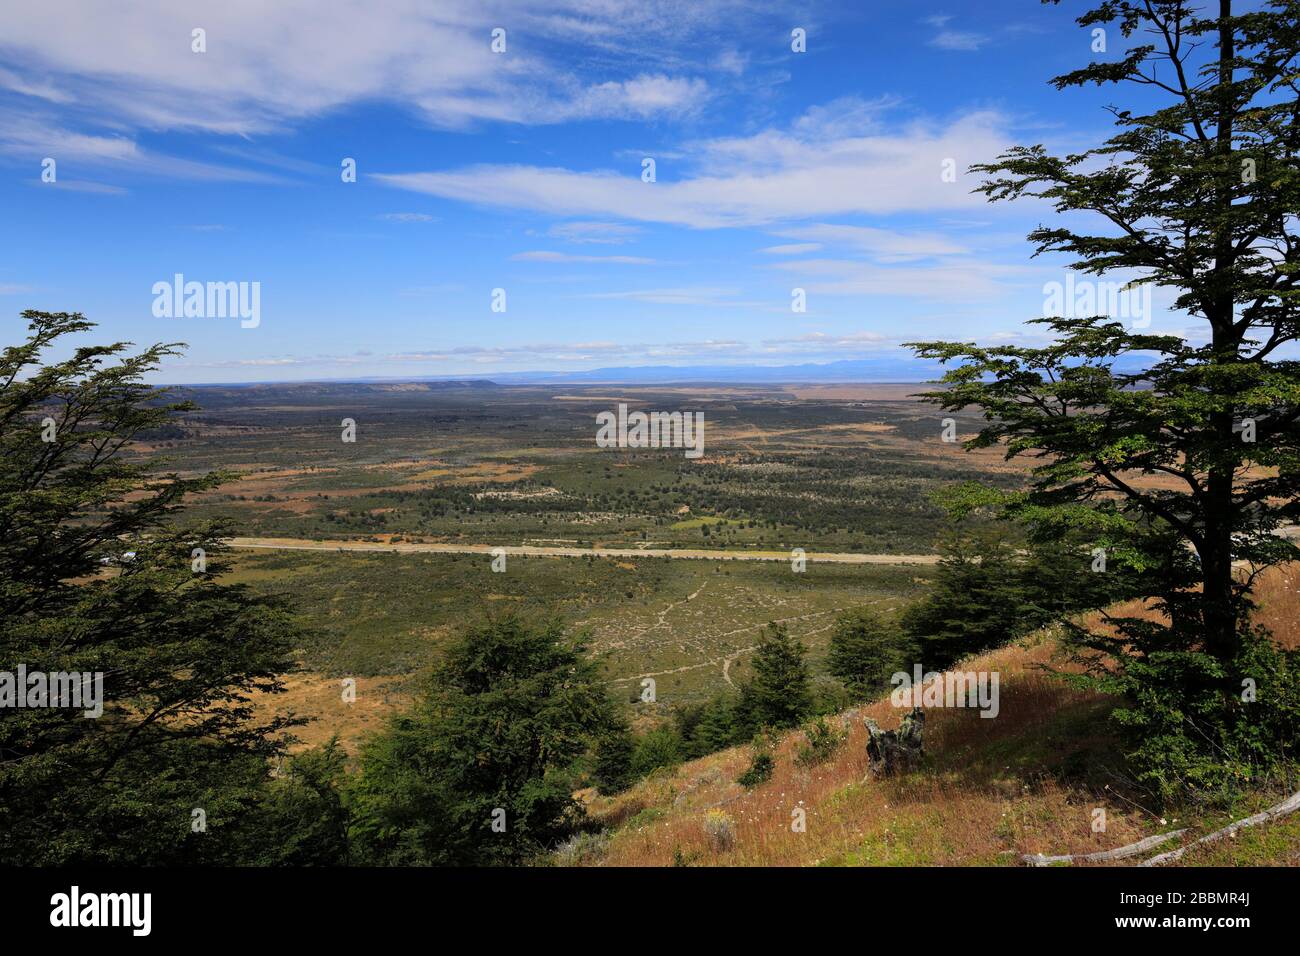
[569, 566, 1300, 867]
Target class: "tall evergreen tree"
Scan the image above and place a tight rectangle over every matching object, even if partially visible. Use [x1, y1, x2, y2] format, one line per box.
[348, 614, 617, 865]
[683, 691, 743, 758]
[0, 311, 303, 864]
[740, 622, 813, 731]
[827, 607, 913, 698]
[897, 522, 1139, 670]
[908, 1, 1300, 793]
[592, 717, 636, 795]
[900, 531, 1025, 668]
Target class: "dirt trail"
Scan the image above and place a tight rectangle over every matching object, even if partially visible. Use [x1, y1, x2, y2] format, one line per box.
[226, 536, 941, 565]
[612, 603, 872, 688]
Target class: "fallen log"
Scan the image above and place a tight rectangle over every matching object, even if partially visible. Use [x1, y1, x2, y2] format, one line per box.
[1020, 829, 1188, 867]
[1139, 789, 1300, 866]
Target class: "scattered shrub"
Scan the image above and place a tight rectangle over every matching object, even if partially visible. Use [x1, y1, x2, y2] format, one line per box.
[553, 831, 609, 866]
[702, 809, 736, 852]
[828, 607, 912, 698]
[630, 725, 684, 778]
[737, 732, 775, 788]
[794, 716, 847, 767]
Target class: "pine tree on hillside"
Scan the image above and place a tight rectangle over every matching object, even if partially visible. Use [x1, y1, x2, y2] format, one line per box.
[348, 614, 618, 865]
[592, 718, 636, 796]
[740, 622, 813, 731]
[900, 531, 1025, 669]
[827, 606, 914, 698]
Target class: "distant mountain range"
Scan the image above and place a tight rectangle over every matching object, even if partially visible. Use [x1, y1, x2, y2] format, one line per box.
[472, 352, 1157, 385]
[178, 352, 1161, 389]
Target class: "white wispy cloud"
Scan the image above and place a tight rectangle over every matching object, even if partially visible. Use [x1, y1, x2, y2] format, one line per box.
[759, 243, 822, 255]
[0, 113, 138, 161]
[561, 74, 709, 120]
[376, 104, 1012, 227]
[930, 30, 990, 51]
[0, 65, 71, 103]
[577, 287, 742, 305]
[769, 257, 1032, 300]
[168, 330, 943, 375]
[378, 212, 439, 223]
[773, 224, 970, 261]
[41, 179, 128, 195]
[0, 1, 750, 134]
[0, 111, 288, 182]
[170, 336, 787, 371]
[547, 221, 642, 244]
[762, 331, 893, 350]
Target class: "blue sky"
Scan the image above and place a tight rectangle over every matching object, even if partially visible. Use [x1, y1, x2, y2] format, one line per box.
[0, 1, 1201, 383]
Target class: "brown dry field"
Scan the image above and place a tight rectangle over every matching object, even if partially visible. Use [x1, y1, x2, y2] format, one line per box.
[258, 673, 411, 755]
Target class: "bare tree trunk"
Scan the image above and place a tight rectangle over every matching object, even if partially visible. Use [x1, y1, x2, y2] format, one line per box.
[864, 708, 924, 778]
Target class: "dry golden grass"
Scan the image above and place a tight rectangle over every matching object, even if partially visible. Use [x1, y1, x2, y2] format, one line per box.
[1083, 562, 1300, 651]
[783, 385, 924, 401]
[586, 640, 1133, 866]
[248, 672, 411, 756]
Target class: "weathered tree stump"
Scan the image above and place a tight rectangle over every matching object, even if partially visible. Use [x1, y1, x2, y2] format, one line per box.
[864, 707, 924, 778]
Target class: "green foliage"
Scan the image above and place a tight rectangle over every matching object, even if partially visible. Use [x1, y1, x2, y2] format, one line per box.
[900, 529, 1135, 669]
[0, 312, 303, 865]
[794, 716, 847, 768]
[827, 607, 913, 698]
[739, 622, 813, 731]
[1014, 532, 1141, 625]
[629, 724, 684, 779]
[737, 731, 775, 789]
[346, 613, 617, 865]
[902, 531, 1025, 667]
[592, 719, 636, 795]
[680, 690, 745, 758]
[243, 740, 351, 866]
[228, 548, 921, 695]
[1067, 625, 1300, 801]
